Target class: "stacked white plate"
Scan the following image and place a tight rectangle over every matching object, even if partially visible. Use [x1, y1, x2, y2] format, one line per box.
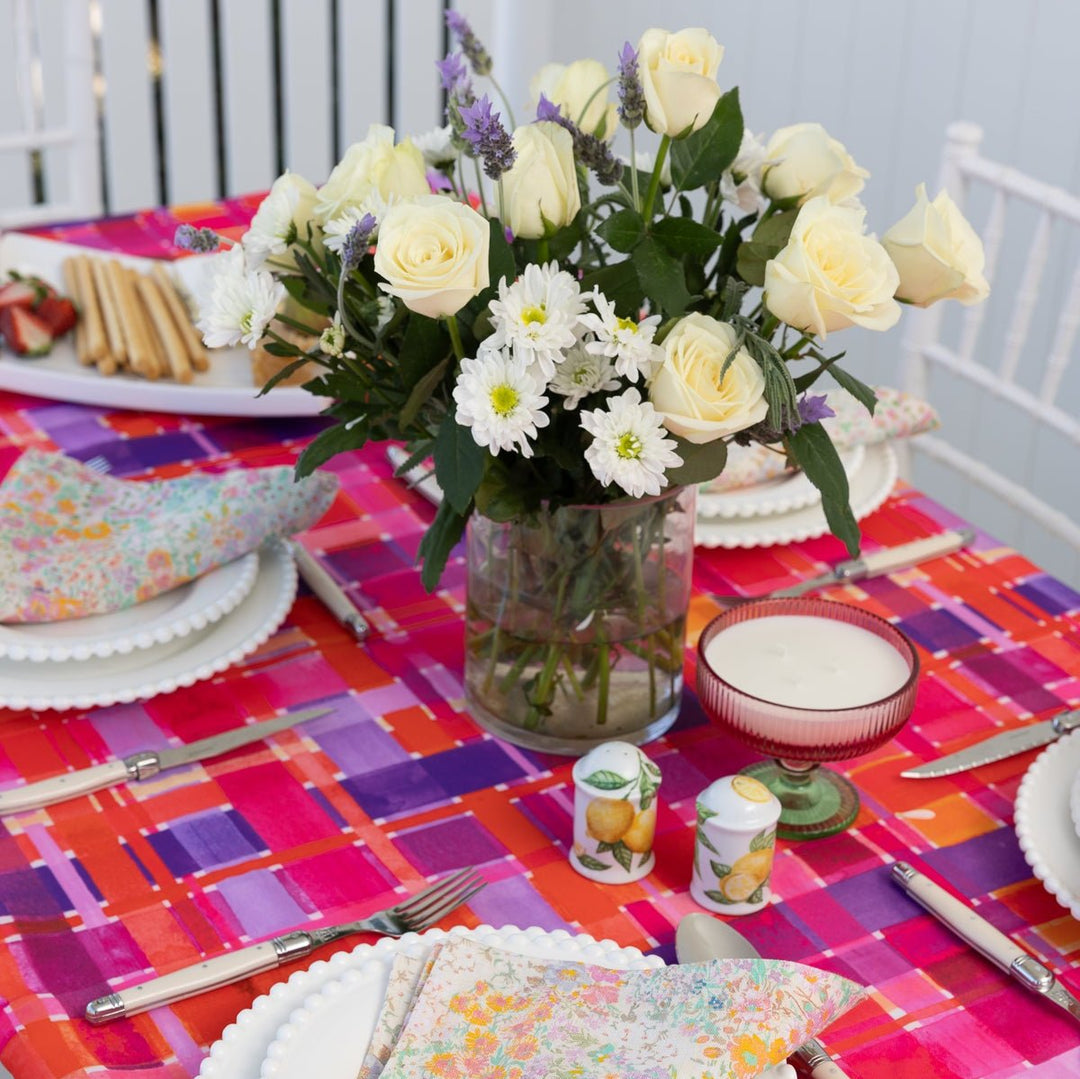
[695, 442, 898, 549]
[0, 540, 297, 711]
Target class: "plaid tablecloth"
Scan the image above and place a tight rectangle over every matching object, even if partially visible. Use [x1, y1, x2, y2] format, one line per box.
[0, 204, 1077, 1078]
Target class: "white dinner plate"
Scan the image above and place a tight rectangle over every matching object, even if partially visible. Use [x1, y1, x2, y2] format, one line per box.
[1070, 766, 1080, 841]
[1015, 730, 1080, 919]
[0, 541, 295, 710]
[697, 446, 866, 520]
[0, 552, 258, 662]
[694, 442, 897, 549]
[197, 924, 663, 1079]
[0, 233, 325, 416]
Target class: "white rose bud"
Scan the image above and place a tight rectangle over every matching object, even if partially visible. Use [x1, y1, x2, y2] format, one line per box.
[374, 195, 490, 319]
[500, 122, 581, 240]
[530, 58, 617, 139]
[882, 183, 990, 307]
[315, 123, 430, 224]
[649, 312, 768, 443]
[764, 197, 901, 339]
[762, 122, 868, 205]
[637, 27, 724, 137]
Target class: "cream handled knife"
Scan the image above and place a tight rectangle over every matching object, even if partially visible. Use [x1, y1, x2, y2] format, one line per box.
[386, 445, 443, 506]
[891, 862, 1080, 1024]
[901, 709, 1080, 778]
[0, 705, 332, 813]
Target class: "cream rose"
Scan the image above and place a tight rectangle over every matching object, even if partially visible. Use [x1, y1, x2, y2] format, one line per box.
[762, 123, 868, 205]
[764, 197, 901, 338]
[637, 27, 724, 137]
[649, 313, 768, 443]
[529, 58, 617, 138]
[373, 195, 490, 318]
[315, 123, 430, 224]
[500, 122, 580, 240]
[882, 183, 990, 307]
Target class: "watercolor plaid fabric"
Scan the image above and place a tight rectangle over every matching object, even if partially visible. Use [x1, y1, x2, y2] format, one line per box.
[0, 201, 1074, 1079]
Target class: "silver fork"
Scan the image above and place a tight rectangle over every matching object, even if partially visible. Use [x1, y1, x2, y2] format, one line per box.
[83, 454, 112, 474]
[84, 865, 486, 1022]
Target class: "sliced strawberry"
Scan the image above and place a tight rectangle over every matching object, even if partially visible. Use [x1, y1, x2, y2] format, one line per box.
[0, 280, 40, 311]
[35, 295, 78, 337]
[0, 306, 53, 356]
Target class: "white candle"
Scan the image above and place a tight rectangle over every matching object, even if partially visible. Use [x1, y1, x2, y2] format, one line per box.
[703, 614, 911, 710]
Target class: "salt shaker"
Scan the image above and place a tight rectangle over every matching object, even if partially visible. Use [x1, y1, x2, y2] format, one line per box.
[690, 774, 781, 915]
[570, 741, 662, 883]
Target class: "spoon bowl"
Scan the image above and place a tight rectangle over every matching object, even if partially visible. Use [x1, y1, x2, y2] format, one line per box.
[676, 911, 760, 962]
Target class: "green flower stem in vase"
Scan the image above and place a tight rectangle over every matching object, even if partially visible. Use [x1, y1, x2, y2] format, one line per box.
[464, 486, 696, 755]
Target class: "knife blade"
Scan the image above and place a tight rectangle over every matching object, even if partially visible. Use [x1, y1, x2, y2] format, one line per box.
[901, 709, 1080, 778]
[891, 861, 1080, 1026]
[0, 705, 332, 813]
[386, 445, 443, 506]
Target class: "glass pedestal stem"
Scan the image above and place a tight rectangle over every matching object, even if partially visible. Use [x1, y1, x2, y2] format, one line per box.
[741, 758, 860, 840]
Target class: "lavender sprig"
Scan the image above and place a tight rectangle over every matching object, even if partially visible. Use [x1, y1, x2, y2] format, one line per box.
[616, 42, 645, 130]
[459, 94, 516, 181]
[340, 213, 377, 272]
[174, 225, 223, 253]
[436, 51, 469, 94]
[445, 10, 492, 76]
[795, 392, 836, 427]
[535, 94, 623, 187]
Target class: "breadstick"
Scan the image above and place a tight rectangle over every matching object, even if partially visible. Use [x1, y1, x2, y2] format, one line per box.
[127, 267, 167, 377]
[104, 259, 157, 378]
[136, 273, 192, 383]
[90, 256, 128, 368]
[61, 258, 90, 365]
[151, 264, 209, 371]
[70, 255, 108, 365]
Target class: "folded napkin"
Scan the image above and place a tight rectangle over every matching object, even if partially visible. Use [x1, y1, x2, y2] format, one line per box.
[702, 386, 938, 493]
[377, 936, 864, 1079]
[0, 449, 338, 623]
[358, 950, 437, 1079]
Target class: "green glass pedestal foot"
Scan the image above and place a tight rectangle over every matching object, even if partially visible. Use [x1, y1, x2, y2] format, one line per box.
[741, 760, 859, 840]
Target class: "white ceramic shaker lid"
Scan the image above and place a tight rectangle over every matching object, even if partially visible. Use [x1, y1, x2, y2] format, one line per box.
[697, 774, 781, 831]
[572, 741, 659, 797]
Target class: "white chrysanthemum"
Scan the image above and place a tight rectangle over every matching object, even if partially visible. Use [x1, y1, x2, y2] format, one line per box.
[721, 130, 768, 214]
[453, 349, 550, 458]
[579, 387, 683, 498]
[243, 171, 318, 267]
[323, 206, 378, 254]
[486, 261, 587, 380]
[579, 292, 663, 382]
[412, 124, 459, 166]
[196, 246, 286, 351]
[548, 342, 620, 409]
[319, 313, 355, 359]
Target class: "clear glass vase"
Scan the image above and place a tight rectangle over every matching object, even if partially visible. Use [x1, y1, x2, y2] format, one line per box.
[464, 486, 696, 755]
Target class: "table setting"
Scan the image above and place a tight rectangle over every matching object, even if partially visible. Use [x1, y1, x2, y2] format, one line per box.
[0, 16, 1077, 1079]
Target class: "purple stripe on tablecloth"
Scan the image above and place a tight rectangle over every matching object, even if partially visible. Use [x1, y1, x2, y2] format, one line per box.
[466, 873, 566, 933]
[316, 717, 411, 775]
[215, 868, 309, 938]
[422, 741, 524, 798]
[1014, 574, 1080, 616]
[920, 829, 1034, 895]
[392, 816, 508, 875]
[26, 825, 108, 928]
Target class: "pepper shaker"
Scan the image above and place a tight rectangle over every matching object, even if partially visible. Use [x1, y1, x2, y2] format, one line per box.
[570, 741, 662, 883]
[691, 774, 781, 915]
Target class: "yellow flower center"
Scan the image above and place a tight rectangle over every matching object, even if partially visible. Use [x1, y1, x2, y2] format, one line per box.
[490, 384, 520, 416]
[615, 432, 643, 460]
[615, 316, 638, 334]
[521, 304, 547, 325]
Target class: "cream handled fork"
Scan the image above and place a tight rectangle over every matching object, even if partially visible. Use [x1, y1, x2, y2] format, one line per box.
[85, 866, 485, 1022]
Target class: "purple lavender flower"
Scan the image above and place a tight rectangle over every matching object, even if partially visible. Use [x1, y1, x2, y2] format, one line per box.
[535, 93, 562, 124]
[459, 94, 516, 180]
[445, 10, 492, 76]
[340, 213, 377, 271]
[617, 42, 645, 130]
[535, 94, 622, 187]
[427, 168, 453, 192]
[436, 51, 469, 93]
[796, 392, 836, 426]
[174, 224, 221, 253]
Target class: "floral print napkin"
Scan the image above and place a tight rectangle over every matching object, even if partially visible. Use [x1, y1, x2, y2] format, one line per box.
[0, 449, 337, 622]
[377, 937, 864, 1079]
[701, 386, 938, 493]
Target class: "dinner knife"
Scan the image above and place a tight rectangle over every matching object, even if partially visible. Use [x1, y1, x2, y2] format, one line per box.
[0, 705, 332, 813]
[891, 862, 1080, 1025]
[901, 709, 1080, 778]
[291, 540, 370, 640]
[386, 445, 444, 507]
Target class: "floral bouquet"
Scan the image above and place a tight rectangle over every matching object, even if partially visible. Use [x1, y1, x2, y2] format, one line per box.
[185, 19, 987, 750]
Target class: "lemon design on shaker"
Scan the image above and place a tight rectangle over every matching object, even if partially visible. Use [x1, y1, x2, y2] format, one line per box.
[703, 826, 776, 906]
[575, 754, 661, 874]
[731, 774, 773, 803]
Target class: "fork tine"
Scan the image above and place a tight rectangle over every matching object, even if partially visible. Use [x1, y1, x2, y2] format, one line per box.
[402, 871, 486, 930]
[392, 866, 474, 916]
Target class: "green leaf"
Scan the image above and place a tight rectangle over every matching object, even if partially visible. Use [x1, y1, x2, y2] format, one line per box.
[397, 315, 446, 391]
[261, 341, 303, 358]
[580, 259, 644, 315]
[753, 209, 799, 249]
[786, 422, 861, 557]
[638, 851, 652, 868]
[433, 411, 485, 515]
[596, 209, 645, 253]
[827, 364, 878, 416]
[664, 436, 727, 487]
[576, 852, 611, 872]
[696, 825, 719, 855]
[651, 218, 723, 259]
[696, 804, 717, 824]
[634, 237, 691, 317]
[735, 242, 770, 287]
[399, 355, 450, 429]
[704, 889, 735, 905]
[669, 88, 744, 190]
[749, 828, 776, 853]
[736, 210, 799, 287]
[747, 884, 765, 906]
[487, 215, 516, 291]
[295, 419, 367, 477]
[416, 499, 468, 592]
[255, 356, 312, 396]
[611, 842, 634, 873]
[582, 769, 632, 790]
[710, 861, 734, 879]
[596, 841, 615, 853]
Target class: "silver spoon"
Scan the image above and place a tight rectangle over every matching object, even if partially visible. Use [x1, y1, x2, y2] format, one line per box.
[676, 913, 851, 1078]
